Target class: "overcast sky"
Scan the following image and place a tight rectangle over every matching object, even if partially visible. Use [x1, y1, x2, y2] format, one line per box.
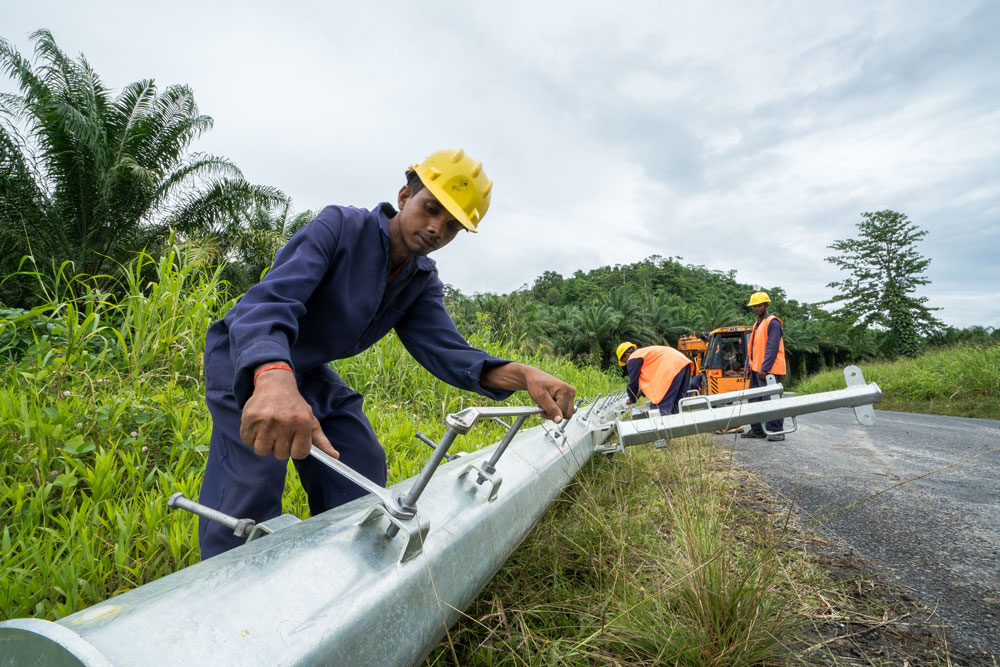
[4, 1, 998, 327]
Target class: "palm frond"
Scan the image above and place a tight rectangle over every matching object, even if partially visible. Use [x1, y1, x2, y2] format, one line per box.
[165, 179, 286, 233]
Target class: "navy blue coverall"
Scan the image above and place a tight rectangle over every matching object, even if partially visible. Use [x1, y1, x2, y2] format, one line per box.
[747, 317, 784, 435]
[199, 203, 512, 558]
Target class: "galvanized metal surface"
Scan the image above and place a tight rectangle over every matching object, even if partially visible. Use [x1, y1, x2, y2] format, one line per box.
[627, 384, 786, 421]
[0, 397, 624, 667]
[676, 382, 784, 412]
[614, 373, 881, 448]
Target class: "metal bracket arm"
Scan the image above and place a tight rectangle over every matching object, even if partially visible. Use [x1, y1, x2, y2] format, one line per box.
[481, 414, 529, 476]
[763, 374, 798, 436]
[677, 383, 784, 412]
[445, 405, 545, 435]
[580, 393, 602, 422]
[168, 492, 256, 538]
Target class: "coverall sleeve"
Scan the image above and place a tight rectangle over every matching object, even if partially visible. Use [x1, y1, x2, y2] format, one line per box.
[626, 358, 644, 402]
[394, 277, 514, 401]
[226, 209, 342, 406]
[761, 319, 783, 373]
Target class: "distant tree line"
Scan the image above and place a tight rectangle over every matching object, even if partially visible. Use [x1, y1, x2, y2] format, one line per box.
[443, 253, 996, 382]
[444, 256, 860, 381]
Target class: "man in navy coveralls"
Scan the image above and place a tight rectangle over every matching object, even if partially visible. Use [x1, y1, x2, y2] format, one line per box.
[199, 149, 576, 558]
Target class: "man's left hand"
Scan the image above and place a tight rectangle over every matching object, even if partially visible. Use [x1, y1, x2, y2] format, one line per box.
[757, 370, 768, 381]
[482, 362, 577, 423]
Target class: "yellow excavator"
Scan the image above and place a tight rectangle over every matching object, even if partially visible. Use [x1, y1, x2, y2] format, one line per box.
[677, 325, 752, 396]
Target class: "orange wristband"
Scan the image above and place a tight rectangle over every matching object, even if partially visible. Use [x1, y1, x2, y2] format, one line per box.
[253, 363, 293, 386]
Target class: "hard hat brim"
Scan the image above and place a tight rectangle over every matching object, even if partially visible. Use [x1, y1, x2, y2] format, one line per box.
[616, 343, 636, 365]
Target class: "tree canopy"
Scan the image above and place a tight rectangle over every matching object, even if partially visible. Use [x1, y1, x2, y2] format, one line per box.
[445, 255, 870, 378]
[825, 210, 942, 357]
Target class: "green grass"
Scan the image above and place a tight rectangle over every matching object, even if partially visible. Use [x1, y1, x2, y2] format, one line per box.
[427, 437, 811, 665]
[795, 345, 1000, 419]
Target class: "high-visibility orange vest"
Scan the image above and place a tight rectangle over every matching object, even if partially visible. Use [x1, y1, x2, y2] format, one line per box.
[748, 314, 786, 375]
[629, 346, 695, 404]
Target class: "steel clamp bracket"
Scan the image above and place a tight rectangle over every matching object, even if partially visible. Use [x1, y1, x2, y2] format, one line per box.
[458, 463, 503, 502]
[358, 505, 431, 564]
[246, 514, 301, 542]
[844, 365, 877, 426]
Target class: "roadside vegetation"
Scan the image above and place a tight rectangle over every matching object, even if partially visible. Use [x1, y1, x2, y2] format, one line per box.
[796, 344, 1000, 420]
[428, 437, 806, 665]
[1, 247, 953, 665]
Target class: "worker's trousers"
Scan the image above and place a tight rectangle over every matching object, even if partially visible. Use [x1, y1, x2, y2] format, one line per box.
[650, 367, 692, 415]
[747, 372, 784, 434]
[198, 365, 386, 559]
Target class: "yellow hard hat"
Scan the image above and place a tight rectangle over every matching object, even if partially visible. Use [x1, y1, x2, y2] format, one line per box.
[411, 148, 493, 232]
[747, 291, 771, 306]
[616, 342, 637, 366]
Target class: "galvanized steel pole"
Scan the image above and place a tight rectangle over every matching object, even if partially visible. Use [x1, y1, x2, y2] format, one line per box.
[0, 399, 625, 666]
[614, 380, 881, 448]
[0, 372, 879, 666]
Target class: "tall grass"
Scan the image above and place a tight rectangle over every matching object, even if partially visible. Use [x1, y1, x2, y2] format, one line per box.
[796, 344, 1000, 419]
[428, 438, 805, 665]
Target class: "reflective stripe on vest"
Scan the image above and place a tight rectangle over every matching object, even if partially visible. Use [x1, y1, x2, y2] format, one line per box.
[748, 315, 786, 375]
[630, 346, 695, 404]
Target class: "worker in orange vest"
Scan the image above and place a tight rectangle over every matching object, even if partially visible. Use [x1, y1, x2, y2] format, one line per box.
[616, 342, 695, 415]
[741, 291, 787, 441]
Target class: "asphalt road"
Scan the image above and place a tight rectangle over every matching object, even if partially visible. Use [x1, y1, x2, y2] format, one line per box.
[718, 408, 1000, 660]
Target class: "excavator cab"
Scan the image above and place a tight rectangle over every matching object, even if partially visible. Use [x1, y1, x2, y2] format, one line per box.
[682, 325, 753, 396]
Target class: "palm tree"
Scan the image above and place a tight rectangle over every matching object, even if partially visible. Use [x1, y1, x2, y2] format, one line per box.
[0, 30, 285, 304]
[599, 285, 658, 345]
[561, 303, 622, 364]
[640, 292, 691, 343]
[216, 202, 314, 292]
[689, 298, 743, 331]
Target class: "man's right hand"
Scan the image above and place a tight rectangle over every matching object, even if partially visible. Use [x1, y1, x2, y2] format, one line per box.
[240, 365, 339, 461]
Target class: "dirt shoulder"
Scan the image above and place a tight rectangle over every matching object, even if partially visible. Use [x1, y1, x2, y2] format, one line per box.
[733, 469, 996, 666]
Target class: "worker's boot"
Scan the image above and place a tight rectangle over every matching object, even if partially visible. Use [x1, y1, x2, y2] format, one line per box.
[766, 434, 785, 441]
[740, 429, 766, 439]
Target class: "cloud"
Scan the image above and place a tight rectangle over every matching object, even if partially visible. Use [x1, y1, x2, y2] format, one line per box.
[2, 0, 997, 327]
